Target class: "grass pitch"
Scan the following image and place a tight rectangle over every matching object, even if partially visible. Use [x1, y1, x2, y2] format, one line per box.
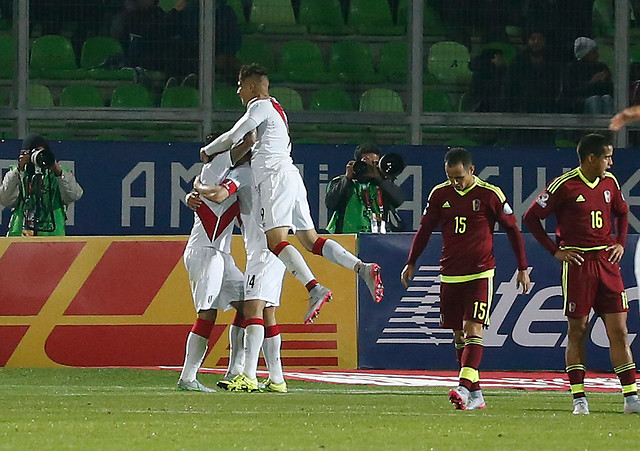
[0, 368, 637, 450]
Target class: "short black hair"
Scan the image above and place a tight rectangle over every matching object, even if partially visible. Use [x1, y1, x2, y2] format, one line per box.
[577, 133, 611, 162]
[444, 147, 473, 168]
[239, 63, 268, 81]
[354, 144, 380, 160]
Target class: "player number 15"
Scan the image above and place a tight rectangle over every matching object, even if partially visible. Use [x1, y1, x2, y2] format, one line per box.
[454, 216, 467, 234]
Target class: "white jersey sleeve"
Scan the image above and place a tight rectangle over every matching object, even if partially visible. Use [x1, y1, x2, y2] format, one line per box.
[202, 112, 259, 156]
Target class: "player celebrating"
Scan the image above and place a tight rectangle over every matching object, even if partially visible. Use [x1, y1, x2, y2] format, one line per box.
[176, 141, 253, 392]
[194, 145, 289, 394]
[200, 63, 384, 324]
[401, 147, 531, 410]
[524, 134, 640, 415]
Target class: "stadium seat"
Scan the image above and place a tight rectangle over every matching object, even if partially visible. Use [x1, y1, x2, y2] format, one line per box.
[228, 0, 247, 24]
[348, 0, 404, 36]
[597, 44, 615, 71]
[479, 41, 518, 64]
[249, 0, 307, 34]
[397, 0, 447, 35]
[59, 84, 104, 107]
[279, 40, 334, 83]
[81, 36, 134, 81]
[592, 0, 614, 38]
[359, 88, 404, 112]
[28, 83, 54, 107]
[161, 86, 200, 108]
[30, 35, 88, 79]
[213, 86, 244, 110]
[110, 85, 154, 108]
[236, 38, 278, 74]
[427, 41, 472, 85]
[630, 44, 640, 64]
[310, 87, 354, 111]
[299, 0, 353, 35]
[270, 86, 304, 111]
[458, 91, 479, 112]
[158, 0, 176, 13]
[423, 88, 455, 112]
[379, 41, 408, 83]
[329, 41, 385, 84]
[0, 35, 14, 79]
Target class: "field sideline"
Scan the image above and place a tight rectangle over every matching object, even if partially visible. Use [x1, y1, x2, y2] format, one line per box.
[0, 368, 637, 450]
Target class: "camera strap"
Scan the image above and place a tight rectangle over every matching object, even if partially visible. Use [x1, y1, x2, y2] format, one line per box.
[361, 184, 386, 234]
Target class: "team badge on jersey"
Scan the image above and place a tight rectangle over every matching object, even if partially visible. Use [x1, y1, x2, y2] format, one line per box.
[536, 193, 549, 208]
[604, 190, 611, 203]
[472, 199, 481, 211]
[568, 302, 576, 313]
[503, 202, 513, 215]
[575, 194, 585, 202]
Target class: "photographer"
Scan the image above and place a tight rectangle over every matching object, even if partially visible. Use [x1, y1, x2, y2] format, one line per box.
[326, 144, 405, 234]
[0, 134, 83, 236]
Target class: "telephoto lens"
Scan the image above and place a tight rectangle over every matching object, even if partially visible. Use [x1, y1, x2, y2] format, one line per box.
[30, 148, 55, 169]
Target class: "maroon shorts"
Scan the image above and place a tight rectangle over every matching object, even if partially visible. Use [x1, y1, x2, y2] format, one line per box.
[440, 277, 492, 330]
[562, 250, 628, 318]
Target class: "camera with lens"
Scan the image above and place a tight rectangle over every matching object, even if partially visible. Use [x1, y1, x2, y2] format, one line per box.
[30, 148, 55, 170]
[353, 153, 405, 181]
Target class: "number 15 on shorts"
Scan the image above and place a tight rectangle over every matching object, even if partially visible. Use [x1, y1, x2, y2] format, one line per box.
[473, 300, 487, 321]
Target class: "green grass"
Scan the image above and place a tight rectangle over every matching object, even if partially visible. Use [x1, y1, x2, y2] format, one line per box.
[0, 368, 637, 450]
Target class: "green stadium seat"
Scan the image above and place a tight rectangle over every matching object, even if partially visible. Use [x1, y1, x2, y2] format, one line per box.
[348, 0, 404, 36]
[310, 87, 354, 111]
[423, 88, 454, 112]
[249, 0, 307, 34]
[379, 41, 408, 83]
[28, 83, 54, 107]
[329, 41, 385, 84]
[236, 38, 278, 74]
[359, 88, 404, 112]
[81, 36, 134, 81]
[59, 84, 104, 107]
[598, 44, 615, 71]
[270, 86, 304, 111]
[427, 41, 472, 85]
[228, 0, 247, 24]
[30, 35, 88, 79]
[110, 85, 154, 108]
[592, 0, 614, 38]
[458, 91, 479, 112]
[161, 86, 200, 108]
[279, 40, 335, 83]
[479, 41, 518, 64]
[397, 0, 447, 35]
[299, 0, 353, 35]
[0, 35, 14, 79]
[158, 0, 176, 13]
[630, 44, 640, 64]
[213, 86, 244, 111]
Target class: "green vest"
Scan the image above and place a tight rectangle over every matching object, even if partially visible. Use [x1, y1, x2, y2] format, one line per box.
[7, 166, 67, 236]
[327, 181, 382, 234]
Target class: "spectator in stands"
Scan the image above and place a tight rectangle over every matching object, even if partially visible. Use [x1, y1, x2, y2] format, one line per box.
[325, 144, 405, 234]
[558, 37, 614, 115]
[110, 0, 171, 72]
[468, 48, 507, 112]
[0, 134, 83, 236]
[507, 30, 560, 113]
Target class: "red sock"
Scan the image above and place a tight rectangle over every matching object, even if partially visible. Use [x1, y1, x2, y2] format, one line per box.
[191, 318, 214, 339]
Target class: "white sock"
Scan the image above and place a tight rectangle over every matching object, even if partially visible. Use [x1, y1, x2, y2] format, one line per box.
[244, 323, 265, 380]
[263, 333, 284, 384]
[226, 324, 245, 379]
[276, 244, 316, 286]
[322, 239, 361, 270]
[179, 332, 208, 382]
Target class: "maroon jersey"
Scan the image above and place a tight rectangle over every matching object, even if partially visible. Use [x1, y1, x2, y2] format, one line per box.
[524, 167, 628, 255]
[407, 176, 528, 278]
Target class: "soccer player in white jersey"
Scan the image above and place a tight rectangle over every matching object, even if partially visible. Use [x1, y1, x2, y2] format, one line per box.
[176, 141, 253, 392]
[201, 63, 384, 324]
[196, 143, 289, 393]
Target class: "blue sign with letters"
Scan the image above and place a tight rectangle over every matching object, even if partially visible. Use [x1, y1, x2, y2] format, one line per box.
[357, 233, 640, 371]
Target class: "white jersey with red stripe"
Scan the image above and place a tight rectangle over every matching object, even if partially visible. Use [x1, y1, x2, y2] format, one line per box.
[186, 153, 252, 252]
[245, 96, 296, 184]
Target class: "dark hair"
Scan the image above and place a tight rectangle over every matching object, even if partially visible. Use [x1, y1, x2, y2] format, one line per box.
[577, 133, 611, 162]
[22, 133, 49, 151]
[444, 147, 473, 168]
[239, 63, 268, 81]
[354, 144, 380, 160]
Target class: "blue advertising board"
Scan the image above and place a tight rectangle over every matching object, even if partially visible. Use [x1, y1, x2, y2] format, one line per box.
[357, 233, 640, 371]
[2, 140, 640, 236]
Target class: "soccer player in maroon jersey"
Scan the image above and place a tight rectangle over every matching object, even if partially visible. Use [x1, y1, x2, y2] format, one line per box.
[401, 147, 531, 410]
[524, 134, 640, 415]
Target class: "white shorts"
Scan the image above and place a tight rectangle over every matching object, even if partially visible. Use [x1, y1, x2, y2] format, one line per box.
[257, 169, 315, 233]
[244, 249, 286, 307]
[183, 247, 244, 312]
